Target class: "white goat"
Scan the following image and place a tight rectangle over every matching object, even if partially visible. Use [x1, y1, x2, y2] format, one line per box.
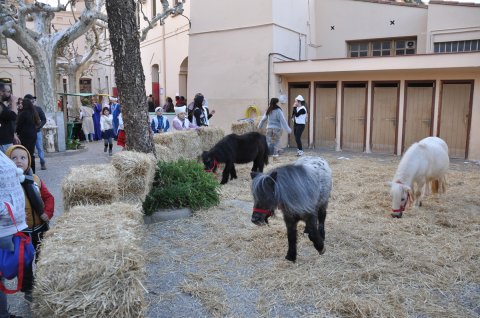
[390, 136, 449, 218]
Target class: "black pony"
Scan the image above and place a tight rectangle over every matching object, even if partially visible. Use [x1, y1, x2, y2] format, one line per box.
[202, 132, 269, 184]
[250, 156, 332, 262]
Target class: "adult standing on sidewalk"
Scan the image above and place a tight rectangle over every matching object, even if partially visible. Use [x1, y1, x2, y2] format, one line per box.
[92, 97, 102, 141]
[16, 99, 41, 173]
[0, 84, 17, 113]
[0, 84, 18, 154]
[292, 95, 307, 156]
[258, 97, 292, 157]
[25, 94, 47, 170]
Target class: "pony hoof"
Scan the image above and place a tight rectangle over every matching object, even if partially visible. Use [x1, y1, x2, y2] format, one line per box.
[391, 212, 403, 218]
[319, 246, 326, 255]
[285, 255, 296, 263]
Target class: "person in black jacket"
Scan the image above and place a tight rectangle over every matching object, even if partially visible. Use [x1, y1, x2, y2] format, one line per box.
[0, 84, 18, 153]
[192, 94, 215, 127]
[16, 99, 41, 172]
[24, 94, 47, 170]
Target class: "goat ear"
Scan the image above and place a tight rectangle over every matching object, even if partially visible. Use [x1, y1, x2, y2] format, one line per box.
[270, 171, 277, 181]
[403, 185, 412, 192]
[386, 181, 393, 187]
[250, 171, 261, 180]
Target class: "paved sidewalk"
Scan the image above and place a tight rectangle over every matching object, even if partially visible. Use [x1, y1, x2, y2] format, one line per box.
[6, 140, 122, 318]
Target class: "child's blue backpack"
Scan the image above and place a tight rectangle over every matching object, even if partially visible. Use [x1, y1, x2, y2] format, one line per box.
[0, 203, 35, 294]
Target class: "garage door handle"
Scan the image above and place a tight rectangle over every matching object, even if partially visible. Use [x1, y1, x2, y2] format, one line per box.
[385, 118, 396, 121]
[327, 116, 336, 120]
[355, 117, 365, 121]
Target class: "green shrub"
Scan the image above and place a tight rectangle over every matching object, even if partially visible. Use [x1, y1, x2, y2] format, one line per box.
[142, 159, 220, 215]
[66, 138, 82, 150]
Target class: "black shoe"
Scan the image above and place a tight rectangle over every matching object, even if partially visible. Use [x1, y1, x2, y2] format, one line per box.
[104, 145, 108, 152]
[40, 163, 47, 170]
[24, 290, 33, 302]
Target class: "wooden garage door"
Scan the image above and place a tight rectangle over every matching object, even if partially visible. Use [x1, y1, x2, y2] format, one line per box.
[438, 82, 472, 158]
[342, 83, 367, 151]
[403, 82, 434, 152]
[314, 83, 337, 149]
[289, 85, 310, 149]
[371, 83, 398, 154]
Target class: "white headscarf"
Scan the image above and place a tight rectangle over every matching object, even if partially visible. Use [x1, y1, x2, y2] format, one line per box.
[174, 106, 187, 115]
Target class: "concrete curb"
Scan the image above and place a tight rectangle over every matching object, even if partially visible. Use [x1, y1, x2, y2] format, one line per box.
[143, 208, 192, 224]
[44, 146, 89, 157]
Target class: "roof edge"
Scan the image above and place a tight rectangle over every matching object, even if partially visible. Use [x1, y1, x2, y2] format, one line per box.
[429, 0, 480, 7]
[352, 0, 428, 8]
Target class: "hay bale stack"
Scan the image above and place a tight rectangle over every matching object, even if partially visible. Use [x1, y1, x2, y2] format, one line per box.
[153, 130, 201, 160]
[231, 120, 255, 135]
[111, 151, 157, 202]
[231, 117, 266, 135]
[155, 144, 178, 162]
[32, 203, 145, 318]
[197, 127, 225, 151]
[62, 164, 119, 211]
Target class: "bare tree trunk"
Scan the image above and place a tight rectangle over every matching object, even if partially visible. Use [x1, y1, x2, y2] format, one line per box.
[31, 45, 58, 113]
[105, 0, 155, 155]
[67, 72, 81, 119]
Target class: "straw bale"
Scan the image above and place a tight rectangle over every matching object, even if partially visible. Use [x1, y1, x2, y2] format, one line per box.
[153, 132, 174, 147]
[231, 117, 265, 135]
[144, 149, 480, 317]
[33, 203, 145, 318]
[111, 151, 157, 202]
[153, 130, 201, 160]
[62, 164, 119, 211]
[231, 120, 254, 135]
[197, 127, 225, 151]
[155, 144, 178, 162]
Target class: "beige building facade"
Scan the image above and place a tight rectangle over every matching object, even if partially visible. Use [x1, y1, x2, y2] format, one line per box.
[0, 3, 114, 114]
[3, 0, 479, 159]
[139, 0, 480, 159]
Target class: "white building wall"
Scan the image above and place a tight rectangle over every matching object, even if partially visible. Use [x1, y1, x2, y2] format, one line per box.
[427, 3, 480, 52]
[140, 0, 191, 101]
[0, 39, 33, 98]
[314, 0, 428, 58]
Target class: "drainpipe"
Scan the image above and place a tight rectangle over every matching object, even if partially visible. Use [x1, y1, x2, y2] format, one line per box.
[162, 24, 167, 101]
[267, 53, 295, 104]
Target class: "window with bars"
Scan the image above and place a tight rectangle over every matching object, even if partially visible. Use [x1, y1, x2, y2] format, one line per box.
[348, 38, 416, 58]
[0, 35, 7, 55]
[434, 39, 480, 54]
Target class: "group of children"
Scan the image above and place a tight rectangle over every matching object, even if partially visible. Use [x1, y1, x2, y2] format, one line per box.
[150, 93, 215, 133]
[80, 101, 125, 155]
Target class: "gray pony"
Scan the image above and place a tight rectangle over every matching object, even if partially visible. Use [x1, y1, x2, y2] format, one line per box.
[250, 156, 332, 262]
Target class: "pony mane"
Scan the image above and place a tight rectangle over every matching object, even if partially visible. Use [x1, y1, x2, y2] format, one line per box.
[251, 173, 280, 206]
[252, 164, 331, 215]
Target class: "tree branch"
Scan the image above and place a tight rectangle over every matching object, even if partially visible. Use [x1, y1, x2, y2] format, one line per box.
[139, 0, 183, 42]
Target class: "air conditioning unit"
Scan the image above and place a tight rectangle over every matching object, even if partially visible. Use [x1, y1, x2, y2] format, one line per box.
[406, 40, 416, 49]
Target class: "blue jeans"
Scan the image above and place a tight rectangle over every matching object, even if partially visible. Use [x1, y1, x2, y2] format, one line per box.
[35, 131, 45, 165]
[0, 235, 14, 318]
